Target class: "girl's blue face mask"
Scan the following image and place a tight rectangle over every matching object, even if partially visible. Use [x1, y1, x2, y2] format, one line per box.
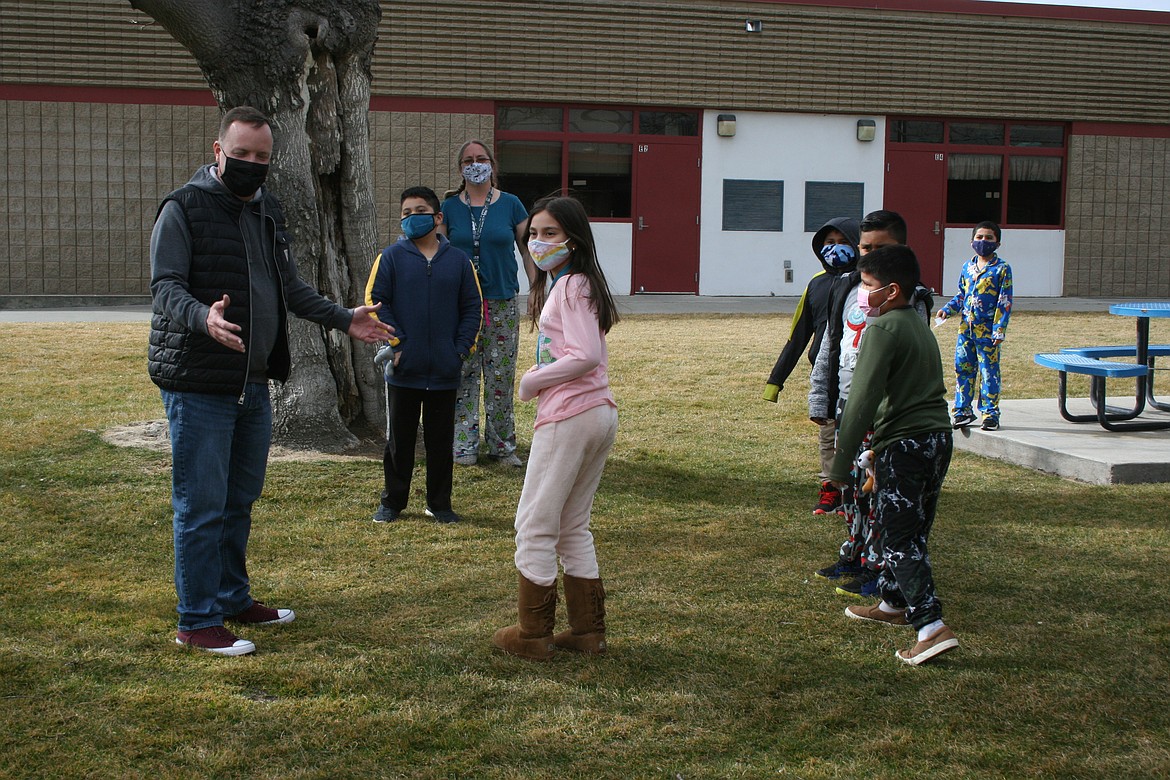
[401, 212, 437, 240]
[821, 243, 856, 269]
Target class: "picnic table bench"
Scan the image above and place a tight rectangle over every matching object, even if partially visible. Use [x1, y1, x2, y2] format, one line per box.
[1034, 350, 1170, 432]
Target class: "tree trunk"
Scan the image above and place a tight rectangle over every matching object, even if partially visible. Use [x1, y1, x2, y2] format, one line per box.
[128, 0, 385, 451]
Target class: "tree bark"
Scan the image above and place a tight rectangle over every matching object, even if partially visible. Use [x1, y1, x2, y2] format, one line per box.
[129, 0, 384, 451]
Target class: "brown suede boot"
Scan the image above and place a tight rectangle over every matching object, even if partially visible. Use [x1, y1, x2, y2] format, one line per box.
[553, 574, 607, 654]
[492, 573, 557, 660]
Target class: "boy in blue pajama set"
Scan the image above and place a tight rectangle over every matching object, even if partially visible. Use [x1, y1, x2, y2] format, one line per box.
[936, 221, 1013, 432]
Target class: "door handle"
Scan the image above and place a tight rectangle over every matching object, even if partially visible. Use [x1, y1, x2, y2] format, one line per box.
[933, 220, 940, 235]
[638, 216, 648, 231]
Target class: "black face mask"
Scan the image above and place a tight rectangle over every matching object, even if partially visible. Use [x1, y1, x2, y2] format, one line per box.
[220, 155, 269, 198]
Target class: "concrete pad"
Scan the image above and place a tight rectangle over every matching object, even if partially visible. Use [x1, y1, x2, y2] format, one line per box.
[954, 397, 1170, 484]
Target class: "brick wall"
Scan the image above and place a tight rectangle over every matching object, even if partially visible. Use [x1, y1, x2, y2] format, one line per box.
[2, 101, 215, 298]
[1065, 136, 1170, 297]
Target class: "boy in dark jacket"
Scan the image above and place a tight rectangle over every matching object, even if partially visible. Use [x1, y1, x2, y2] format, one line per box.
[365, 186, 483, 524]
[765, 217, 860, 515]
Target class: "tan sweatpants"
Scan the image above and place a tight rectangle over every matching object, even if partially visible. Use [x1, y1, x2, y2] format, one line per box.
[818, 418, 837, 481]
[514, 404, 619, 587]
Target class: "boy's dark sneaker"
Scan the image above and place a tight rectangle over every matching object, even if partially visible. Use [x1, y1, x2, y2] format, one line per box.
[835, 569, 879, 599]
[981, 417, 1000, 431]
[373, 504, 401, 523]
[175, 626, 256, 656]
[815, 560, 864, 580]
[425, 506, 462, 524]
[813, 481, 842, 515]
[953, 412, 977, 429]
[845, 602, 909, 626]
[897, 626, 959, 665]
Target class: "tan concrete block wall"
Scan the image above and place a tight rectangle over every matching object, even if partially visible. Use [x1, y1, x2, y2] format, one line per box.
[369, 111, 495, 246]
[1, 101, 217, 297]
[1065, 136, 1170, 297]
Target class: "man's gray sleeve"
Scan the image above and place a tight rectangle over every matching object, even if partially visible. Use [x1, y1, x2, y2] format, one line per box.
[150, 200, 210, 336]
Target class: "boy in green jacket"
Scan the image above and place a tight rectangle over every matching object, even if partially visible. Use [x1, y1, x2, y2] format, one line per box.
[828, 244, 958, 666]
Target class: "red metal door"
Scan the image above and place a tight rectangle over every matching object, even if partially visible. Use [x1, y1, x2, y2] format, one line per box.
[632, 141, 701, 294]
[883, 148, 947, 293]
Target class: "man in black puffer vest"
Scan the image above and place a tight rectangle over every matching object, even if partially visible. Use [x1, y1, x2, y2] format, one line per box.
[149, 106, 392, 657]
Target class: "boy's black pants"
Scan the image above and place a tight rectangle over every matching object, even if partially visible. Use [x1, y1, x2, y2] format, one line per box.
[382, 386, 457, 512]
[873, 430, 953, 630]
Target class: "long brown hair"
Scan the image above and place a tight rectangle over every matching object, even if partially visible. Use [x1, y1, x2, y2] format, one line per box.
[442, 139, 499, 199]
[526, 196, 620, 334]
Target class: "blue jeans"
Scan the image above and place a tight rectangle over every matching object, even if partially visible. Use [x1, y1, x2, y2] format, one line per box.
[162, 385, 271, 631]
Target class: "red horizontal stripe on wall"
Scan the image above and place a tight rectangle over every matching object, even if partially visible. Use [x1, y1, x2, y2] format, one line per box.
[746, 0, 1170, 26]
[1071, 122, 1170, 139]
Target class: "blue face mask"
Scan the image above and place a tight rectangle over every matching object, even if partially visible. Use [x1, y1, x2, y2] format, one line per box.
[820, 243, 856, 269]
[972, 239, 999, 258]
[401, 213, 437, 240]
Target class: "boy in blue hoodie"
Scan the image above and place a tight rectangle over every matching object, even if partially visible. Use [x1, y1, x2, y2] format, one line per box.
[365, 186, 483, 524]
[765, 217, 860, 516]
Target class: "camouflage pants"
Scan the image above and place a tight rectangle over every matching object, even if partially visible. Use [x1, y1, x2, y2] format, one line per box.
[873, 431, 953, 630]
[453, 298, 520, 459]
[838, 430, 881, 570]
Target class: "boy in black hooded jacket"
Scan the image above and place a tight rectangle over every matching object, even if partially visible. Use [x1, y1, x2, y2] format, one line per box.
[765, 217, 860, 516]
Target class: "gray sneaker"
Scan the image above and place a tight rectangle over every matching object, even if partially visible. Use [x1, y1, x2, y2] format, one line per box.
[373, 504, 400, 523]
[425, 506, 462, 524]
[453, 454, 478, 466]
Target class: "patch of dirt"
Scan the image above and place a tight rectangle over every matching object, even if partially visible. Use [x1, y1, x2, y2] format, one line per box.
[102, 420, 382, 462]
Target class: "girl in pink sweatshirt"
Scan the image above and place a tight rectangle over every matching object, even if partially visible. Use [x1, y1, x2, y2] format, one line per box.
[492, 196, 621, 661]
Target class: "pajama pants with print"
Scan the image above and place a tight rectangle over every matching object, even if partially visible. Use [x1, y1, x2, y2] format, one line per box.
[953, 327, 1002, 422]
[513, 404, 618, 587]
[454, 297, 520, 459]
[838, 430, 881, 570]
[873, 430, 953, 631]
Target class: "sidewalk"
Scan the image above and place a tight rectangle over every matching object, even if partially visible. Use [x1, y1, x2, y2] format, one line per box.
[0, 296, 1146, 322]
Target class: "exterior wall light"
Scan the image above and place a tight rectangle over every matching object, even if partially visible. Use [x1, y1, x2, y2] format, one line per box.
[857, 119, 877, 142]
[717, 114, 736, 137]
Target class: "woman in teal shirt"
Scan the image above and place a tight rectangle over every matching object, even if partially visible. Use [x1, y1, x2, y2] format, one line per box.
[440, 139, 535, 466]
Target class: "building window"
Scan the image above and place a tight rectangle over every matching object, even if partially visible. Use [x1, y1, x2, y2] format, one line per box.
[496, 140, 562, 212]
[804, 182, 864, 232]
[947, 154, 1002, 224]
[723, 180, 783, 232]
[639, 111, 700, 136]
[889, 120, 943, 144]
[894, 117, 1065, 227]
[569, 142, 632, 218]
[1007, 155, 1063, 224]
[495, 104, 700, 217]
[498, 106, 562, 132]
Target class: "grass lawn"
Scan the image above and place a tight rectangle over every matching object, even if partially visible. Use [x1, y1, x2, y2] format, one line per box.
[1, 312, 1168, 779]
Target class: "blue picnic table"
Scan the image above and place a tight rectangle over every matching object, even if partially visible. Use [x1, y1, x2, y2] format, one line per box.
[1033, 302, 1170, 432]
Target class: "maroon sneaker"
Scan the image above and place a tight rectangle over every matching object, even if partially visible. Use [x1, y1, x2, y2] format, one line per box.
[227, 601, 295, 625]
[175, 625, 256, 656]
